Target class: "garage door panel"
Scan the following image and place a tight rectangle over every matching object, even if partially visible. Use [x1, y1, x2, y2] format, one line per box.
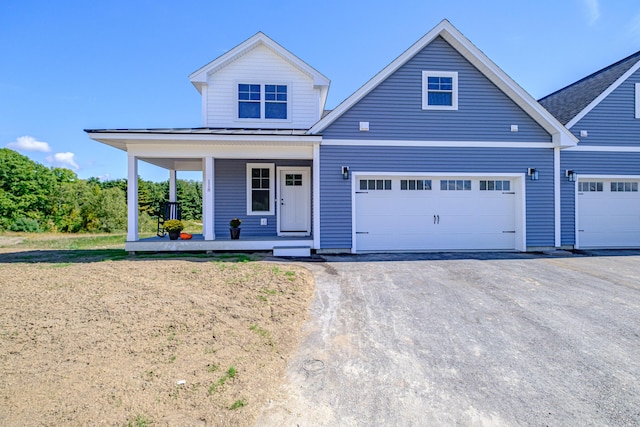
[578, 178, 640, 248]
[355, 175, 518, 251]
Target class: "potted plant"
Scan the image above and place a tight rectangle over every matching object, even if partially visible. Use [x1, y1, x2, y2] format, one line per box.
[229, 217, 242, 239]
[163, 219, 184, 240]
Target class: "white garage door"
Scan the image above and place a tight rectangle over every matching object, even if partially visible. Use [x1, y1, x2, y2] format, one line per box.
[577, 178, 640, 248]
[355, 175, 520, 251]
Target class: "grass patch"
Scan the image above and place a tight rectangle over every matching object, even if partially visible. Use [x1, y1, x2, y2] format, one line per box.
[230, 399, 247, 410]
[208, 365, 238, 395]
[127, 414, 152, 427]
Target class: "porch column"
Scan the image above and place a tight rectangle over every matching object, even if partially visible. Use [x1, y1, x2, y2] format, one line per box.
[313, 143, 320, 250]
[203, 156, 215, 240]
[169, 169, 177, 203]
[127, 154, 139, 241]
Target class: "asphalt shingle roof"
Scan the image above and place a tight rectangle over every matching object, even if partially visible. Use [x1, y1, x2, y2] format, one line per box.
[538, 50, 640, 125]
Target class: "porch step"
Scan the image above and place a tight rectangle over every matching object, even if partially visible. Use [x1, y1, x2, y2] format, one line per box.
[273, 246, 311, 257]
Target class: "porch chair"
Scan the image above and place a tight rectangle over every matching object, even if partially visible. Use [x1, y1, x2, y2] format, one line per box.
[157, 201, 182, 237]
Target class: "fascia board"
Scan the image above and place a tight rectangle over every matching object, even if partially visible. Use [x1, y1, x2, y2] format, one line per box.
[189, 32, 330, 90]
[309, 20, 577, 147]
[565, 60, 640, 129]
[309, 20, 449, 134]
[86, 132, 322, 144]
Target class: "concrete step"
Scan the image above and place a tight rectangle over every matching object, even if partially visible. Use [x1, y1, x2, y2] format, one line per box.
[273, 246, 311, 257]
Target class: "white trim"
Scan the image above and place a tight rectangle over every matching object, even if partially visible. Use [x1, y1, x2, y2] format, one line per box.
[321, 139, 555, 148]
[127, 155, 138, 242]
[201, 84, 208, 126]
[169, 170, 177, 203]
[277, 166, 311, 236]
[189, 32, 330, 90]
[636, 83, 640, 119]
[312, 143, 320, 250]
[246, 163, 275, 216]
[422, 71, 458, 110]
[350, 171, 527, 252]
[89, 132, 321, 145]
[308, 20, 577, 148]
[565, 145, 640, 152]
[554, 147, 561, 247]
[203, 157, 215, 240]
[566, 60, 640, 129]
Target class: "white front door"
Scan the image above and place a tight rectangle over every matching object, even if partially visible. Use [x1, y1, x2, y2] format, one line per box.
[278, 167, 311, 235]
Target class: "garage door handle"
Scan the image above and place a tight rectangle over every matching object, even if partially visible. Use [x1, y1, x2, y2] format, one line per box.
[356, 231, 369, 234]
[433, 215, 440, 224]
[502, 230, 516, 233]
[355, 191, 368, 194]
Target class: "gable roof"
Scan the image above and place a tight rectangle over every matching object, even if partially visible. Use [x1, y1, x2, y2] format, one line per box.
[538, 50, 640, 128]
[189, 32, 331, 109]
[309, 19, 577, 147]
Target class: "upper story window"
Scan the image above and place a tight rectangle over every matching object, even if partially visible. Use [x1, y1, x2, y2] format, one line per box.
[238, 84, 288, 120]
[422, 71, 458, 110]
[238, 84, 261, 119]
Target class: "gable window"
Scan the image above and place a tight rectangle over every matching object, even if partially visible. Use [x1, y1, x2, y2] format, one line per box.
[422, 71, 458, 110]
[265, 85, 287, 119]
[246, 163, 275, 215]
[238, 84, 261, 118]
[238, 84, 288, 120]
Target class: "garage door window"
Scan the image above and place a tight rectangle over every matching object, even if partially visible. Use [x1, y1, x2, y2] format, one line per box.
[401, 179, 432, 190]
[480, 180, 510, 191]
[360, 179, 391, 190]
[440, 180, 471, 191]
[578, 182, 603, 192]
[611, 182, 638, 192]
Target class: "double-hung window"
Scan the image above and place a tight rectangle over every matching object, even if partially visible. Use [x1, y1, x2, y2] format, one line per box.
[246, 163, 274, 215]
[422, 71, 458, 110]
[238, 84, 288, 120]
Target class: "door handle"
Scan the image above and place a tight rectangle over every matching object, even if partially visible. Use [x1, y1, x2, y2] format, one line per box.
[433, 215, 440, 224]
[280, 198, 284, 206]
[434, 215, 437, 224]
[437, 215, 440, 224]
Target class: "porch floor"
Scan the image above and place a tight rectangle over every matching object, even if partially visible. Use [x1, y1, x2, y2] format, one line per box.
[126, 233, 313, 252]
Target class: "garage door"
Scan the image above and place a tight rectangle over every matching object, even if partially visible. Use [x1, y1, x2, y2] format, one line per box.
[355, 175, 520, 251]
[577, 178, 640, 248]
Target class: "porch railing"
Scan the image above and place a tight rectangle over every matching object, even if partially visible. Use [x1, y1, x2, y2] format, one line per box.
[157, 202, 182, 237]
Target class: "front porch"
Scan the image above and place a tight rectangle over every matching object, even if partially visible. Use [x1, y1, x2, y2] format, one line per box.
[85, 128, 322, 255]
[126, 233, 313, 254]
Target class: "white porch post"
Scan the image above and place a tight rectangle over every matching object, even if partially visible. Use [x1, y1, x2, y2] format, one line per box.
[203, 156, 215, 240]
[169, 169, 177, 203]
[127, 154, 139, 241]
[313, 143, 320, 250]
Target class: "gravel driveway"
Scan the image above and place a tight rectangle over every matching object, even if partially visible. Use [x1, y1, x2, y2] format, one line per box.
[258, 251, 640, 426]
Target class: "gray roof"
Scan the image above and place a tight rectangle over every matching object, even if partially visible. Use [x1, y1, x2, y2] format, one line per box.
[84, 127, 312, 136]
[538, 50, 640, 125]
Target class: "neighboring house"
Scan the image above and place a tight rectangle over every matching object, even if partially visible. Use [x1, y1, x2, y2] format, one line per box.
[88, 19, 614, 254]
[539, 50, 640, 249]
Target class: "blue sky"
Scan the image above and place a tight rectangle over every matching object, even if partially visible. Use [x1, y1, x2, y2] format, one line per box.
[1, 0, 639, 182]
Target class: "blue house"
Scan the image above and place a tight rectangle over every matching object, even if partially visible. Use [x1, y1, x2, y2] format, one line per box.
[91, 20, 634, 254]
[539, 50, 640, 249]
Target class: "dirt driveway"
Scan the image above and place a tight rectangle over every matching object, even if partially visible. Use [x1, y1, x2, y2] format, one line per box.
[258, 251, 640, 426]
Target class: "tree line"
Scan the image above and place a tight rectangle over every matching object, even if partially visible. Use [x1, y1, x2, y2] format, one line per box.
[0, 148, 202, 233]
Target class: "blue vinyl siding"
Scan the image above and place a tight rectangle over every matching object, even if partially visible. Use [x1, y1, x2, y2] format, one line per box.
[323, 37, 551, 142]
[560, 151, 640, 245]
[320, 145, 555, 249]
[214, 159, 312, 237]
[569, 69, 640, 145]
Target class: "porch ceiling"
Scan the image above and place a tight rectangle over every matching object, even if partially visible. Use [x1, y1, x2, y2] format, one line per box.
[139, 157, 203, 171]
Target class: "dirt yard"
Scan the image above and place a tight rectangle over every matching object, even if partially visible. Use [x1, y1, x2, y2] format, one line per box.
[0, 249, 314, 426]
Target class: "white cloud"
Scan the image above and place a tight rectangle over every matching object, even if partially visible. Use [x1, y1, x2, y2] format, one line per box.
[6, 135, 52, 153]
[46, 152, 79, 170]
[584, 0, 600, 25]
